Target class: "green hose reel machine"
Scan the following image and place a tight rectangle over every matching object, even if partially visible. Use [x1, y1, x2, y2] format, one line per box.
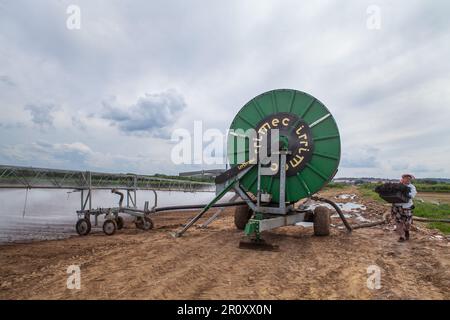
[227, 89, 341, 204]
[175, 89, 344, 247]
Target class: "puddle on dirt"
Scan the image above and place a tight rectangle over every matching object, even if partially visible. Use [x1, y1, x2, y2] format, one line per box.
[296, 222, 314, 227]
[335, 194, 357, 200]
[302, 200, 370, 223]
[303, 201, 366, 212]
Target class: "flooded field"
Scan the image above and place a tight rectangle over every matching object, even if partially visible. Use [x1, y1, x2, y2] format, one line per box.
[0, 189, 232, 243]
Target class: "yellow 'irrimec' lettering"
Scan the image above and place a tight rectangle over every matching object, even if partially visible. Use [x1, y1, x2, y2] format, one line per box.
[282, 118, 290, 126]
[258, 122, 271, 135]
[238, 159, 255, 170]
[295, 125, 304, 135]
[271, 118, 279, 127]
[290, 154, 305, 168]
[299, 147, 310, 154]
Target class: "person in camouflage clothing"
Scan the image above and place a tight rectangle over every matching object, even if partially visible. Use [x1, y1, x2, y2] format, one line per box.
[391, 174, 417, 242]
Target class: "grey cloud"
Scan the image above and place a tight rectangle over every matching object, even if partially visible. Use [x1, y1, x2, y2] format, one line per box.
[0, 140, 167, 173]
[0, 140, 92, 169]
[341, 156, 378, 169]
[24, 103, 58, 127]
[390, 161, 444, 175]
[409, 165, 444, 174]
[71, 115, 87, 131]
[0, 122, 25, 129]
[1, 1, 450, 178]
[0, 75, 15, 87]
[341, 147, 379, 169]
[101, 90, 187, 139]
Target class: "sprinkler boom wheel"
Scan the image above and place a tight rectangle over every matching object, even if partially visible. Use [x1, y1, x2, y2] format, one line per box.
[76, 218, 91, 236]
[103, 219, 117, 236]
[135, 216, 154, 230]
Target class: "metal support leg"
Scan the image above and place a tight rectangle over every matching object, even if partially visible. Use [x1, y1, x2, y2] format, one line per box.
[233, 184, 257, 212]
[172, 180, 236, 237]
[199, 194, 239, 228]
[88, 171, 92, 211]
[279, 151, 287, 211]
[256, 161, 262, 208]
[133, 176, 137, 208]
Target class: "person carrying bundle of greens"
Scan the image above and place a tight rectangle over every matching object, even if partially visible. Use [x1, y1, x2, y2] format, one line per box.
[391, 174, 417, 242]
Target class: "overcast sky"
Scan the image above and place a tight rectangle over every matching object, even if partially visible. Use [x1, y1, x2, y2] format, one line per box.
[0, 0, 449, 178]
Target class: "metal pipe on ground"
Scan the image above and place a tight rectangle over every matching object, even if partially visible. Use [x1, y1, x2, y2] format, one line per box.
[351, 219, 386, 230]
[120, 201, 253, 214]
[334, 215, 450, 231]
[413, 217, 450, 223]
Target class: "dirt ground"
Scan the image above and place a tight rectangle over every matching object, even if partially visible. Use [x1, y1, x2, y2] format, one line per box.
[0, 186, 449, 300]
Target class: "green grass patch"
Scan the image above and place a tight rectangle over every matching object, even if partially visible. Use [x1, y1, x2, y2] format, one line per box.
[355, 181, 450, 194]
[357, 184, 450, 234]
[414, 182, 450, 193]
[427, 222, 450, 234]
[414, 202, 450, 235]
[414, 202, 450, 219]
[357, 184, 384, 203]
[324, 182, 347, 189]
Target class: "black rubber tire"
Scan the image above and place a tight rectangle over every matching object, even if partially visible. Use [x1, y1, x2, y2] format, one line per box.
[103, 219, 117, 236]
[234, 205, 253, 230]
[76, 218, 91, 236]
[135, 216, 154, 231]
[313, 206, 331, 236]
[116, 216, 124, 230]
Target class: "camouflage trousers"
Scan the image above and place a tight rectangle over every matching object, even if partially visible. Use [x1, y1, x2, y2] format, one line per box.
[391, 206, 413, 239]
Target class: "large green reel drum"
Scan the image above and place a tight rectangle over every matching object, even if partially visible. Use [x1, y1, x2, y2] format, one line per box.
[227, 89, 340, 203]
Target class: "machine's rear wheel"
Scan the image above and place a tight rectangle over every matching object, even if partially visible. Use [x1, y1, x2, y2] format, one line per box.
[234, 205, 253, 230]
[76, 218, 91, 236]
[313, 206, 331, 236]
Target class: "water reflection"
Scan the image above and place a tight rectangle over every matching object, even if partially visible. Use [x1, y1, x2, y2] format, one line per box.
[0, 189, 230, 243]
